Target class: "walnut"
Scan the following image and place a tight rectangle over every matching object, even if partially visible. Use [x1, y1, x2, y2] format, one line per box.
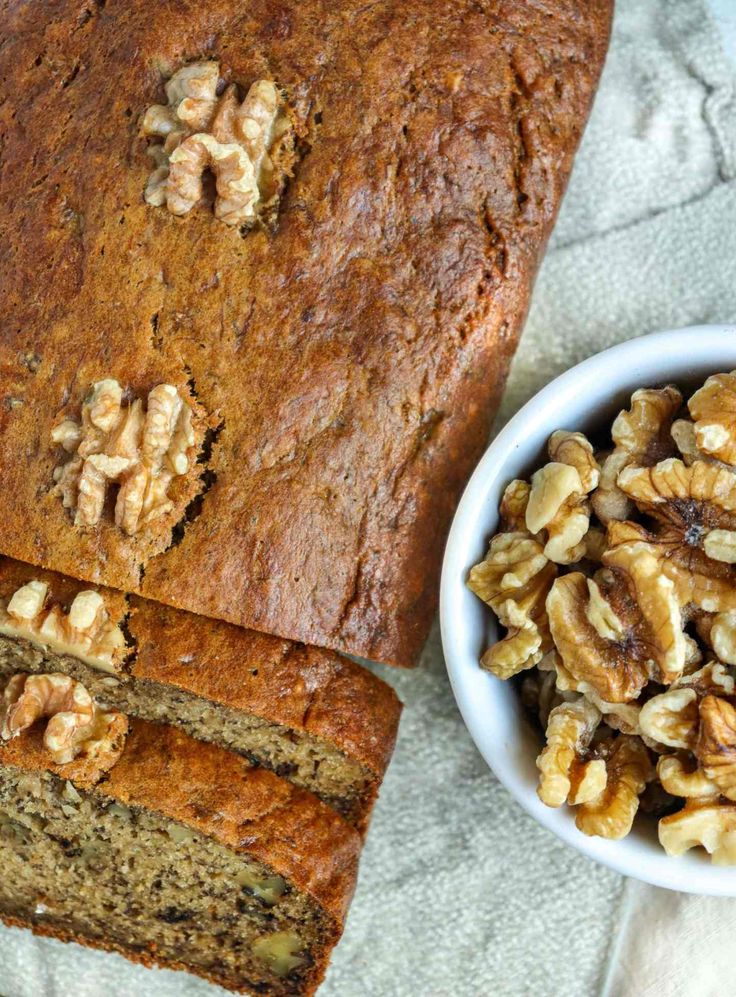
[688, 371, 736, 465]
[51, 379, 196, 535]
[696, 695, 736, 801]
[7, 580, 48, 621]
[468, 371, 736, 852]
[592, 450, 632, 524]
[657, 755, 719, 799]
[162, 60, 220, 131]
[468, 532, 556, 679]
[582, 687, 641, 735]
[521, 663, 573, 730]
[546, 546, 686, 703]
[481, 623, 546, 682]
[547, 430, 600, 492]
[526, 463, 582, 534]
[0, 579, 127, 673]
[575, 735, 653, 839]
[498, 480, 532, 533]
[675, 660, 735, 697]
[710, 612, 736, 664]
[659, 801, 736, 863]
[252, 931, 308, 978]
[543, 644, 612, 704]
[638, 688, 699, 749]
[615, 459, 736, 613]
[683, 633, 705, 673]
[537, 651, 641, 734]
[582, 526, 608, 563]
[168, 134, 259, 226]
[0, 673, 126, 766]
[141, 62, 293, 228]
[592, 386, 681, 524]
[669, 418, 722, 467]
[536, 698, 605, 808]
[50, 419, 83, 453]
[526, 431, 599, 564]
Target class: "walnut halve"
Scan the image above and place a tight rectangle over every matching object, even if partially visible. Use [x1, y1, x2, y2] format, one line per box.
[51, 379, 196, 537]
[140, 61, 294, 228]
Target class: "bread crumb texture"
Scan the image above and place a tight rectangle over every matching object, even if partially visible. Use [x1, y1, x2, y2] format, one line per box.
[0, 718, 363, 994]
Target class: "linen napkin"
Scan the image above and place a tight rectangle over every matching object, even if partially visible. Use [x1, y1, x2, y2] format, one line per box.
[601, 881, 736, 997]
[1, 1, 736, 995]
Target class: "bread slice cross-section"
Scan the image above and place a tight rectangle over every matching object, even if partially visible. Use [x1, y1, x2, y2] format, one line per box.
[0, 718, 361, 995]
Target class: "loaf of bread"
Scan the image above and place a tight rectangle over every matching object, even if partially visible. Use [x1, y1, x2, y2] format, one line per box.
[0, 719, 361, 995]
[0, 556, 400, 830]
[0, 0, 613, 666]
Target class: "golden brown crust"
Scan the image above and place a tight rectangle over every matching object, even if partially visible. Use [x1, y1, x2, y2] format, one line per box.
[0, 718, 361, 926]
[0, 1, 612, 666]
[0, 556, 401, 784]
[104, 720, 361, 924]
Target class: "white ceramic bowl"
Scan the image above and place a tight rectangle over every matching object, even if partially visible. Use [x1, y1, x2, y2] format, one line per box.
[440, 324, 736, 895]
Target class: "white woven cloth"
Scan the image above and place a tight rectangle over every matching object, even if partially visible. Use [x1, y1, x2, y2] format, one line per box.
[2, 2, 736, 995]
[600, 881, 736, 997]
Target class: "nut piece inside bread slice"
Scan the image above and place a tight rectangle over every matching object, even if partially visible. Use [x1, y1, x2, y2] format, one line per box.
[0, 557, 401, 831]
[0, 719, 361, 996]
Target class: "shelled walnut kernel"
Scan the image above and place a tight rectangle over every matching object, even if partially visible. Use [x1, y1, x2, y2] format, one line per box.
[0, 578, 127, 674]
[140, 61, 294, 228]
[0, 672, 127, 768]
[51, 379, 196, 536]
[467, 370, 736, 861]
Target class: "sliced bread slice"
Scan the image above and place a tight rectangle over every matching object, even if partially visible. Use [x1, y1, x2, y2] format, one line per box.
[0, 718, 361, 995]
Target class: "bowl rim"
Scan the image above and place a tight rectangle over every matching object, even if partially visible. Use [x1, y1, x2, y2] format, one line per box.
[440, 323, 736, 895]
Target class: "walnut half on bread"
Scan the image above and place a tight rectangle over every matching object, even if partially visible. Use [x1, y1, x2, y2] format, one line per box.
[0, 672, 127, 768]
[51, 379, 197, 537]
[468, 373, 736, 862]
[140, 61, 294, 228]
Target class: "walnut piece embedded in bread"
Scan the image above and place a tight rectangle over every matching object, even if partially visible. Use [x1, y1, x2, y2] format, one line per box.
[0, 578, 127, 674]
[0, 672, 127, 769]
[51, 379, 196, 537]
[141, 62, 294, 228]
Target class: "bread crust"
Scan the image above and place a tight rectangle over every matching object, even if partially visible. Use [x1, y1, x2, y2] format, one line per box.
[0, 0, 612, 665]
[128, 595, 401, 779]
[0, 555, 400, 784]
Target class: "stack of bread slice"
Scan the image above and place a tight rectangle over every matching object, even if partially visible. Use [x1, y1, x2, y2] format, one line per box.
[0, 559, 400, 833]
[0, 557, 399, 994]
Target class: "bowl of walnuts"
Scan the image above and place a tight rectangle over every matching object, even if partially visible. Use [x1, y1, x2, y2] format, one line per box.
[441, 324, 736, 895]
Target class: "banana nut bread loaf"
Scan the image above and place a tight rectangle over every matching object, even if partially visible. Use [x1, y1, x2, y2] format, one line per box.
[0, 556, 400, 830]
[0, 718, 361, 996]
[0, 0, 613, 665]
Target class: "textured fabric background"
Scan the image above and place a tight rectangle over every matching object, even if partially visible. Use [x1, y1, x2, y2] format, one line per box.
[2, 2, 736, 995]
